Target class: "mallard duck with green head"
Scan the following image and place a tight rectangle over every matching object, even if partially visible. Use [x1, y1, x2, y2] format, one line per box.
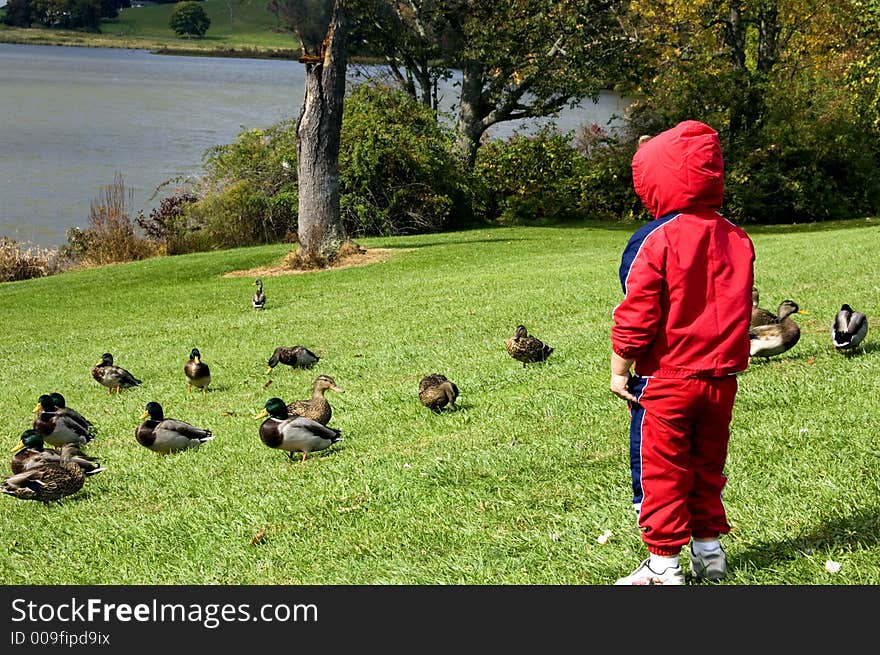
[184, 348, 211, 393]
[47, 392, 95, 432]
[2, 443, 103, 503]
[256, 397, 342, 464]
[506, 325, 553, 367]
[749, 301, 807, 358]
[831, 303, 868, 352]
[136, 401, 214, 455]
[266, 346, 319, 375]
[11, 430, 103, 476]
[92, 353, 142, 395]
[33, 394, 96, 448]
[418, 373, 459, 413]
[285, 374, 344, 425]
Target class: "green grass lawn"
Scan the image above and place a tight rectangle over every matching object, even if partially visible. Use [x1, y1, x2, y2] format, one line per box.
[1, 220, 879, 585]
[0, 0, 300, 54]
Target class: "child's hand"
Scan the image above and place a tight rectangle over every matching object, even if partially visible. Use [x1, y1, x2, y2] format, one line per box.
[610, 373, 637, 403]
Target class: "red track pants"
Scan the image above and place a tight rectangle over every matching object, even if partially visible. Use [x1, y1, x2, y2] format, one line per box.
[627, 375, 737, 556]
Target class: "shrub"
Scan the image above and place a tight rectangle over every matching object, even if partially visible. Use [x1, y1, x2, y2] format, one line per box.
[60, 172, 157, 268]
[0, 237, 66, 282]
[190, 122, 298, 250]
[169, 1, 210, 38]
[575, 123, 646, 223]
[472, 126, 589, 225]
[135, 190, 199, 255]
[339, 84, 470, 236]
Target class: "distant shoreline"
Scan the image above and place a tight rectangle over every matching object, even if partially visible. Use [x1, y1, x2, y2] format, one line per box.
[0, 27, 382, 62]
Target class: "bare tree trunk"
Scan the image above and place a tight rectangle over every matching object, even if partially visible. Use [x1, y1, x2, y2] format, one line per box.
[454, 60, 488, 170]
[295, 0, 347, 263]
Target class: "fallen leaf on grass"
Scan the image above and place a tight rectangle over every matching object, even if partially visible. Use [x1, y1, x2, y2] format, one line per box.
[251, 530, 267, 546]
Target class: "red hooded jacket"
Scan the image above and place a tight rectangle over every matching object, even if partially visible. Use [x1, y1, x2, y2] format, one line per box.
[612, 121, 755, 378]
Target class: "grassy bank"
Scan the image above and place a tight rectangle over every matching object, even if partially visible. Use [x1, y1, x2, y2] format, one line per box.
[1, 220, 879, 584]
[0, 0, 301, 57]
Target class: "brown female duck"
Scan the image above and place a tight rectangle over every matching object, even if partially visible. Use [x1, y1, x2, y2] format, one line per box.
[266, 346, 319, 374]
[285, 374, 344, 425]
[2, 443, 103, 503]
[418, 373, 459, 412]
[506, 325, 553, 367]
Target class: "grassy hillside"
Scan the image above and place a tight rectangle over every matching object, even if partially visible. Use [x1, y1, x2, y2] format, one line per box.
[0, 0, 300, 55]
[1, 221, 879, 584]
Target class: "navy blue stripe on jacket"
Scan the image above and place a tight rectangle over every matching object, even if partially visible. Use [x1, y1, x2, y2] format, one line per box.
[618, 212, 680, 293]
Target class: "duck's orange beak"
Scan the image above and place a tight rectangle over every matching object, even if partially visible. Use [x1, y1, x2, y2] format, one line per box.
[254, 409, 269, 420]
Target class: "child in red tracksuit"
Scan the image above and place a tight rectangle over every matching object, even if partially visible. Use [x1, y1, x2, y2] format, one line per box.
[610, 120, 755, 585]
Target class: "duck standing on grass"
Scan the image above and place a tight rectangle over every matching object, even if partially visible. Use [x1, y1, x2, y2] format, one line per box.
[2, 443, 104, 504]
[252, 279, 266, 309]
[33, 394, 96, 448]
[135, 401, 214, 455]
[749, 301, 807, 359]
[418, 373, 459, 413]
[256, 397, 342, 464]
[506, 324, 553, 367]
[831, 304, 868, 352]
[184, 348, 212, 393]
[266, 346, 320, 375]
[285, 374, 344, 425]
[92, 352, 142, 395]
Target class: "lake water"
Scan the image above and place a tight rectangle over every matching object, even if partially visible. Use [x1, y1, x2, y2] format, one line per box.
[0, 43, 631, 249]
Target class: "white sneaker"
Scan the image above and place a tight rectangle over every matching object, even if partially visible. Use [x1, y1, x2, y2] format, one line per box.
[689, 544, 727, 581]
[614, 558, 685, 585]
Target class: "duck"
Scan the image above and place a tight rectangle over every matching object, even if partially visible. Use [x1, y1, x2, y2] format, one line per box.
[750, 287, 778, 328]
[252, 279, 266, 309]
[11, 431, 103, 476]
[831, 303, 868, 352]
[33, 393, 96, 448]
[749, 300, 807, 358]
[135, 401, 214, 455]
[751, 294, 800, 330]
[47, 392, 95, 433]
[506, 325, 553, 367]
[10, 429, 50, 474]
[418, 373, 459, 412]
[256, 397, 342, 464]
[184, 347, 211, 393]
[2, 443, 103, 504]
[91, 352, 142, 395]
[285, 374, 344, 425]
[266, 346, 319, 374]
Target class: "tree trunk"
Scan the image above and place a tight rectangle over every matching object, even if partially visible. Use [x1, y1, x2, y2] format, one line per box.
[295, 0, 348, 263]
[455, 60, 488, 170]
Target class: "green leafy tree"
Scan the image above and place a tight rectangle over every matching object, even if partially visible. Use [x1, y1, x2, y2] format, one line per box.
[349, 0, 634, 168]
[169, 1, 211, 38]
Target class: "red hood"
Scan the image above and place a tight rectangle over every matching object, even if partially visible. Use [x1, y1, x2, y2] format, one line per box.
[632, 120, 724, 218]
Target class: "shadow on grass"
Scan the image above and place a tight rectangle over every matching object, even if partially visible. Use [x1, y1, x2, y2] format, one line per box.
[735, 506, 880, 571]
